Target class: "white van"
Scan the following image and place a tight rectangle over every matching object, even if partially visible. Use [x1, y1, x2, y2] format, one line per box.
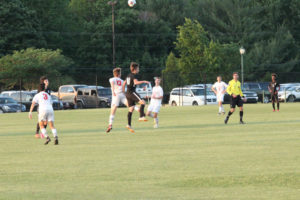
[169, 87, 217, 106]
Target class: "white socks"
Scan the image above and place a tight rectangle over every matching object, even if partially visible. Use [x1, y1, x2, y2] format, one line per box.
[41, 128, 48, 137]
[109, 115, 115, 125]
[154, 118, 158, 125]
[219, 105, 225, 113]
[52, 129, 57, 138]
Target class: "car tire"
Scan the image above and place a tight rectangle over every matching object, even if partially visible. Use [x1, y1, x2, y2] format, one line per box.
[99, 101, 107, 108]
[77, 102, 84, 109]
[171, 101, 177, 106]
[0, 109, 3, 114]
[287, 95, 295, 102]
[192, 101, 198, 106]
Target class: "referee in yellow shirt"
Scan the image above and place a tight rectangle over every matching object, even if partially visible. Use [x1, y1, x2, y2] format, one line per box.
[225, 72, 247, 124]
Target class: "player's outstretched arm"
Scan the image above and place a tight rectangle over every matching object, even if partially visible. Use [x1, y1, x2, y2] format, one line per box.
[134, 79, 149, 85]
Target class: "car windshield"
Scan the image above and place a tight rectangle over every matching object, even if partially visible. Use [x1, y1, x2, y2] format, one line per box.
[51, 95, 58, 100]
[98, 89, 112, 95]
[74, 86, 86, 91]
[0, 98, 17, 104]
[191, 89, 205, 96]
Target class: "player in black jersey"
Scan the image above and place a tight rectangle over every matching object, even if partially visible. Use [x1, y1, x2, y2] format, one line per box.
[35, 76, 51, 138]
[124, 62, 150, 133]
[268, 73, 280, 112]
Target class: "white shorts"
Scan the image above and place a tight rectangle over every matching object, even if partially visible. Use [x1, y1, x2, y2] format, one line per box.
[111, 93, 127, 107]
[217, 94, 225, 102]
[147, 103, 161, 113]
[38, 110, 54, 122]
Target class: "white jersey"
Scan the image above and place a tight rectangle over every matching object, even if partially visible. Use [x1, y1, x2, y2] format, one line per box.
[33, 92, 53, 113]
[212, 81, 228, 95]
[109, 77, 124, 94]
[150, 86, 164, 105]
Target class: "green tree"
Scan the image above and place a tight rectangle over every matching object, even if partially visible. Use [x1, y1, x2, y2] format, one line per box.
[0, 48, 73, 90]
[0, 0, 45, 57]
[162, 52, 181, 91]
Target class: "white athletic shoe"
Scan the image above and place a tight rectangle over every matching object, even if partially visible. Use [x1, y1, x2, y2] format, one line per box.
[154, 124, 159, 128]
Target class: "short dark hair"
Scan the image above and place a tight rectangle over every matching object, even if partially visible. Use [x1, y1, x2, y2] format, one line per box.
[39, 83, 46, 92]
[272, 73, 277, 77]
[130, 62, 139, 72]
[40, 76, 48, 84]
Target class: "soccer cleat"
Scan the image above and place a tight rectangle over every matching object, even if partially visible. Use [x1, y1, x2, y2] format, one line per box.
[218, 112, 221, 116]
[222, 112, 226, 115]
[54, 137, 59, 145]
[44, 137, 51, 145]
[273, 109, 275, 112]
[106, 125, 112, 133]
[240, 120, 245, 124]
[35, 134, 40, 139]
[277, 109, 279, 112]
[224, 117, 229, 124]
[126, 125, 135, 133]
[154, 124, 159, 128]
[138, 117, 148, 122]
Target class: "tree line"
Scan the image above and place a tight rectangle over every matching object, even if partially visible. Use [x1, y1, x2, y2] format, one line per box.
[0, 0, 299, 91]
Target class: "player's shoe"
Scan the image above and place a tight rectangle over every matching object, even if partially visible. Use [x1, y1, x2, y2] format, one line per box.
[44, 137, 51, 145]
[273, 109, 275, 112]
[35, 133, 40, 139]
[240, 120, 245, 124]
[222, 112, 226, 115]
[54, 137, 59, 145]
[224, 117, 229, 124]
[277, 109, 279, 112]
[106, 125, 112, 133]
[126, 125, 135, 133]
[218, 112, 221, 115]
[154, 124, 159, 128]
[139, 117, 148, 122]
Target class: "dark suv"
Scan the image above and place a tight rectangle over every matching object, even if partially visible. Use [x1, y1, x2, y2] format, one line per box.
[243, 82, 270, 103]
[76, 87, 111, 108]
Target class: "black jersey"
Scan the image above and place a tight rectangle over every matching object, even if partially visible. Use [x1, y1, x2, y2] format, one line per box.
[126, 73, 137, 93]
[269, 81, 280, 94]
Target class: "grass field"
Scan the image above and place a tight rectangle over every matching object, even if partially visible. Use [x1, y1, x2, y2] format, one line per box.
[0, 104, 299, 200]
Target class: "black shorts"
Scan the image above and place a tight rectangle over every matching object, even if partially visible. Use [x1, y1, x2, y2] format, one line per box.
[126, 92, 142, 107]
[230, 95, 243, 108]
[271, 94, 278, 102]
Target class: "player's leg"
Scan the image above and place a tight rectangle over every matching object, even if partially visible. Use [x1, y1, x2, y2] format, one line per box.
[275, 95, 279, 111]
[218, 101, 222, 115]
[126, 105, 135, 133]
[39, 120, 51, 145]
[48, 121, 58, 145]
[132, 92, 147, 121]
[239, 106, 245, 124]
[225, 97, 236, 124]
[35, 122, 40, 138]
[271, 95, 276, 111]
[152, 112, 159, 128]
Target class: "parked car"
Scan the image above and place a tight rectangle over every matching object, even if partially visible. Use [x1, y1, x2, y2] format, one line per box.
[223, 91, 258, 104]
[0, 91, 35, 111]
[135, 83, 152, 99]
[52, 85, 87, 108]
[0, 97, 26, 113]
[169, 87, 217, 106]
[243, 82, 270, 103]
[278, 86, 300, 102]
[76, 87, 111, 108]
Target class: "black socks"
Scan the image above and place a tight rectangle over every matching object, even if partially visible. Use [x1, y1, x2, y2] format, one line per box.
[277, 102, 280, 110]
[240, 111, 243, 121]
[128, 112, 132, 126]
[140, 104, 145, 117]
[36, 123, 40, 134]
[272, 102, 275, 110]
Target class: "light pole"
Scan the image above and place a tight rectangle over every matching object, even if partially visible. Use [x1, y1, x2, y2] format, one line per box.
[239, 47, 246, 87]
[108, 1, 117, 68]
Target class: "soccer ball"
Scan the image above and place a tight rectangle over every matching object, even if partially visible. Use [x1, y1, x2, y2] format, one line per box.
[128, 0, 136, 7]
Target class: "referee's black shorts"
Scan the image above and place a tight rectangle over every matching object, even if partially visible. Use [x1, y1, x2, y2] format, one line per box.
[126, 92, 142, 107]
[230, 95, 243, 108]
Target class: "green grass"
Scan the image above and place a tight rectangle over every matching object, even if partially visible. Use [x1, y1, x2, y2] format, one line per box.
[0, 104, 299, 200]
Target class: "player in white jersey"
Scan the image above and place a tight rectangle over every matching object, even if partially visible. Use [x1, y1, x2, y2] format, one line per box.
[106, 68, 128, 133]
[146, 77, 163, 128]
[211, 76, 228, 115]
[29, 83, 58, 145]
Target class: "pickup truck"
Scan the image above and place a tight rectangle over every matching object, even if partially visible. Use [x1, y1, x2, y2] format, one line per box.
[52, 85, 87, 108]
